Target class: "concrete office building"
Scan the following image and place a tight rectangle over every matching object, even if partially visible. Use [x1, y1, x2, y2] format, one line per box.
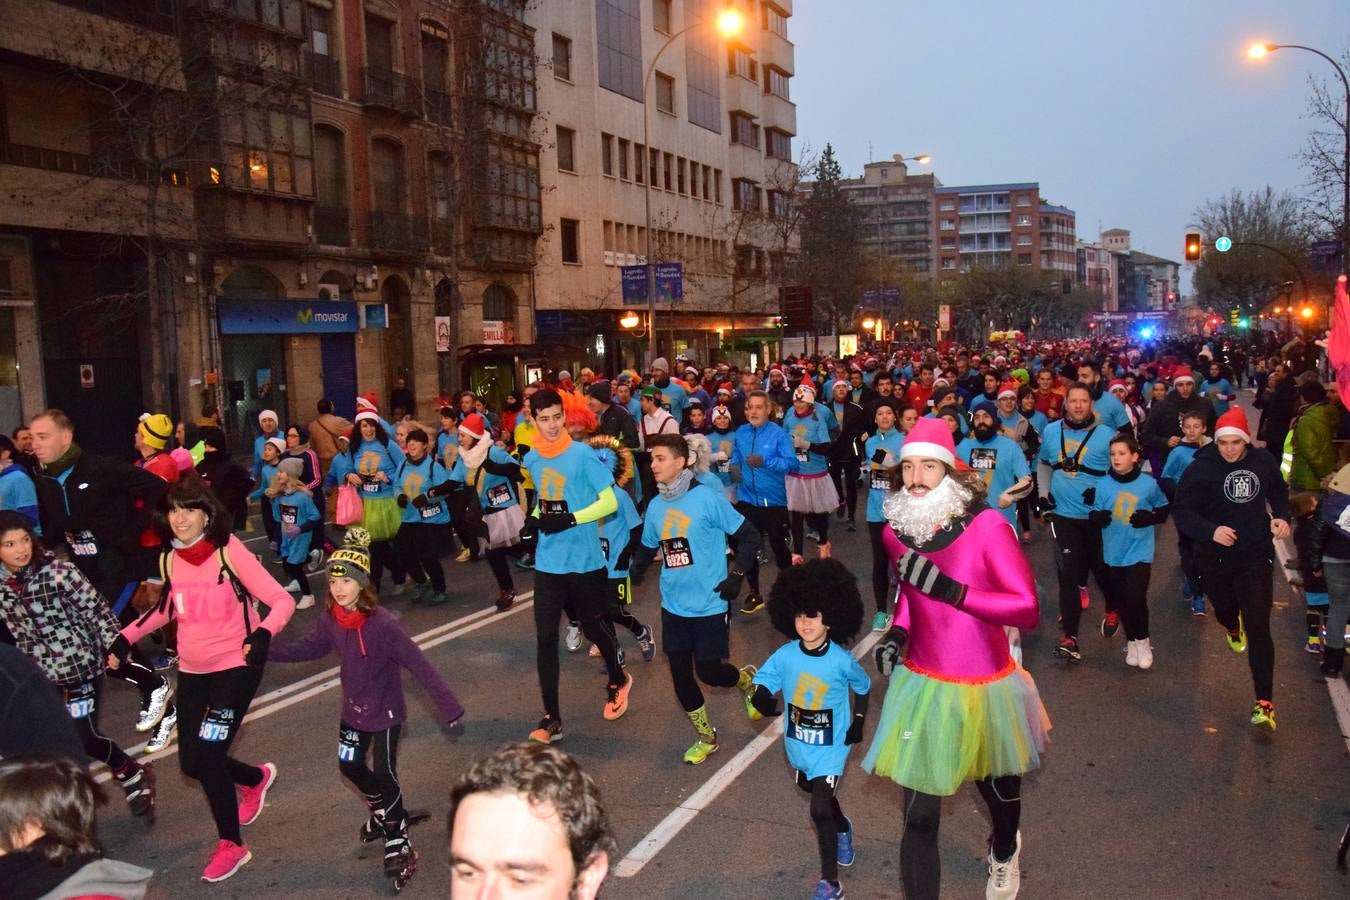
[934, 182, 1077, 289]
[837, 155, 939, 278]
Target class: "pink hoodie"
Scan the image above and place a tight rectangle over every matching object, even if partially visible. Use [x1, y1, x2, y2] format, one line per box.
[121, 535, 296, 674]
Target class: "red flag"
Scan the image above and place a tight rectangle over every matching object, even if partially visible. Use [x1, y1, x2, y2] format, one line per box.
[1331, 274, 1350, 410]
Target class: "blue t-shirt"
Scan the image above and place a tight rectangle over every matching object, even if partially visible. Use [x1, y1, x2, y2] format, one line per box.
[1201, 378, 1235, 416]
[1093, 471, 1168, 566]
[1093, 391, 1131, 431]
[395, 454, 451, 524]
[0, 465, 40, 531]
[1159, 441, 1204, 491]
[660, 379, 690, 424]
[1038, 421, 1114, 519]
[783, 404, 834, 476]
[753, 639, 871, 779]
[1022, 409, 1049, 436]
[524, 441, 616, 575]
[599, 487, 642, 579]
[250, 461, 278, 502]
[346, 439, 405, 499]
[435, 431, 461, 472]
[863, 429, 904, 523]
[641, 482, 745, 618]
[452, 446, 520, 513]
[272, 489, 320, 564]
[956, 434, 1030, 528]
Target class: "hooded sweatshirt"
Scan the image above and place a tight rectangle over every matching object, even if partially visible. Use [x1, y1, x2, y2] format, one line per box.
[1172, 442, 1290, 556]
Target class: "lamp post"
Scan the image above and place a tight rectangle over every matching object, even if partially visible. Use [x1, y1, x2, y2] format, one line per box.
[641, 8, 744, 366]
[1249, 42, 1350, 271]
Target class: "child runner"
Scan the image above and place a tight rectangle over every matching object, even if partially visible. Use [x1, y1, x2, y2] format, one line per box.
[1158, 410, 1210, 616]
[1087, 435, 1169, 669]
[266, 458, 319, 609]
[250, 437, 285, 555]
[783, 384, 840, 561]
[863, 399, 905, 631]
[1289, 492, 1330, 655]
[0, 511, 156, 820]
[629, 433, 763, 764]
[450, 413, 527, 612]
[748, 559, 871, 900]
[588, 435, 656, 665]
[269, 530, 464, 884]
[393, 428, 453, 606]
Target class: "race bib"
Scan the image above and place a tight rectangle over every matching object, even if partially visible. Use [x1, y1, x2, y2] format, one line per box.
[65, 682, 95, 720]
[419, 502, 442, 519]
[486, 484, 512, 507]
[360, 477, 381, 494]
[660, 536, 693, 568]
[338, 726, 360, 762]
[198, 706, 237, 743]
[796, 449, 809, 463]
[787, 704, 833, 746]
[968, 447, 998, 471]
[599, 537, 611, 559]
[540, 498, 569, 515]
[870, 470, 889, 491]
[65, 529, 98, 557]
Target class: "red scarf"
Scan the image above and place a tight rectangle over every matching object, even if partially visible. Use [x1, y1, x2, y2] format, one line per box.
[174, 539, 215, 567]
[331, 604, 368, 657]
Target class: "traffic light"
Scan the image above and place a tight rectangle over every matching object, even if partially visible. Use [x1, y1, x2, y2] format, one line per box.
[1237, 317, 1250, 328]
[1184, 232, 1202, 261]
[1087, 321, 1096, 330]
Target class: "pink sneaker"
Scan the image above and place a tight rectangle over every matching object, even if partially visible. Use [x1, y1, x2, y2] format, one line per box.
[237, 763, 277, 826]
[201, 839, 252, 882]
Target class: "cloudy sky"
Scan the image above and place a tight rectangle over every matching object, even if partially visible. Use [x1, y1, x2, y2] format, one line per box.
[791, 0, 1347, 267]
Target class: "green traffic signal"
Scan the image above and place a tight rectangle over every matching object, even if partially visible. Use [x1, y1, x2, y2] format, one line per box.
[1237, 317, 1250, 328]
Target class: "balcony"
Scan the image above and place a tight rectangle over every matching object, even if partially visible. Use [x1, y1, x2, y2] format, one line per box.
[361, 67, 421, 117]
[54, 0, 176, 33]
[1, 141, 187, 186]
[306, 51, 342, 99]
[424, 88, 453, 127]
[312, 205, 350, 246]
[368, 210, 429, 256]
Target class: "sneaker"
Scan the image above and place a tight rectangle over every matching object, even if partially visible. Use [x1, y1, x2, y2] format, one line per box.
[360, 810, 386, 843]
[1136, 638, 1153, 670]
[817, 542, 832, 560]
[425, 591, 450, 606]
[564, 623, 583, 652]
[409, 581, 433, 604]
[295, 594, 316, 610]
[455, 547, 473, 563]
[528, 715, 563, 744]
[390, 581, 409, 597]
[1319, 646, 1345, 677]
[145, 708, 177, 753]
[1225, 615, 1248, 654]
[515, 552, 535, 570]
[237, 762, 277, 826]
[871, 611, 891, 632]
[806, 529, 820, 544]
[115, 761, 156, 819]
[1191, 595, 1207, 617]
[813, 880, 846, 900]
[201, 839, 252, 883]
[383, 830, 412, 878]
[1305, 634, 1323, 654]
[636, 625, 656, 662]
[495, 590, 516, 612]
[1078, 586, 1090, 609]
[1054, 636, 1081, 662]
[150, 651, 178, 671]
[740, 592, 765, 614]
[1125, 639, 1140, 667]
[985, 830, 1022, 900]
[282, 579, 301, 593]
[136, 682, 172, 733]
[683, 732, 718, 765]
[739, 665, 761, 721]
[1100, 611, 1120, 638]
[603, 672, 633, 720]
[837, 816, 856, 867]
[1250, 700, 1276, 731]
[847, 519, 857, 533]
[305, 548, 326, 574]
[791, 553, 805, 566]
[835, 503, 847, 521]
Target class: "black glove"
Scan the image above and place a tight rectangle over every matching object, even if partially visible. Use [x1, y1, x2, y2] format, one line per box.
[243, 627, 271, 667]
[845, 713, 865, 745]
[1081, 486, 1096, 506]
[616, 544, 635, 571]
[519, 517, 539, 544]
[749, 684, 781, 718]
[1034, 494, 1056, 520]
[715, 570, 744, 602]
[411, 493, 431, 510]
[107, 634, 131, 670]
[746, 453, 765, 468]
[537, 512, 577, 534]
[1087, 509, 1112, 527]
[1129, 509, 1157, 528]
[396, 493, 409, 509]
[874, 626, 908, 676]
[896, 549, 967, 606]
[426, 480, 464, 498]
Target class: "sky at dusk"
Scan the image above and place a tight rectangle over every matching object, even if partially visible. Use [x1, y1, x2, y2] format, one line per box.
[790, 0, 1348, 275]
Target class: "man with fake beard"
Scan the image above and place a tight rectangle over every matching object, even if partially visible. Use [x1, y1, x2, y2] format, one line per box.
[1037, 383, 1117, 662]
[957, 401, 1033, 531]
[861, 416, 1046, 900]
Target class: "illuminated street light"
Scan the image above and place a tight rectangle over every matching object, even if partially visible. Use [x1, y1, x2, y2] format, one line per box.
[620, 311, 641, 329]
[861, 317, 877, 331]
[715, 8, 745, 37]
[1247, 42, 1273, 59]
[1301, 306, 1314, 319]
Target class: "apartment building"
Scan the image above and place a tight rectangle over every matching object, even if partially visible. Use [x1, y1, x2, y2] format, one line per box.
[1074, 230, 1178, 314]
[838, 155, 938, 278]
[934, 183, 1077, 290]
[0, 0, 541, 452]
[529, 0, 798, 373]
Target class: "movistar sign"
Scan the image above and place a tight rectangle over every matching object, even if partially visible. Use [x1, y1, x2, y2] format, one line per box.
[218, 298, 359, 334]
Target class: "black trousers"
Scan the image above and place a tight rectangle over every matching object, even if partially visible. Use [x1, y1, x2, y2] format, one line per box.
[368, 539, 406, 588]
[338, 721, 406, 837]
[1048, 515, 1111, 637]
[63, 678, 132, 771]
[868, 521, 892, 613]
[176, 666, 265, 844]
[534, 569, 624, 719]
[281, 561, 311, 596]
[829, 458, 860, 521]
[790, 512, 830, 556]
[735, 502, 792, 592]
[1197, 550, 1275, 701]
[900, 776, 1022, 900]
[1102, 562, 1152, 640]
[797, 772, 848, 882]
[395, 522, 447, 593]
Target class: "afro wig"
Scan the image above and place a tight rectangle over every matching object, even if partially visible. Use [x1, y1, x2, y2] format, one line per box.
[767, 558, 864, 646]
[588, 434, 635, 487]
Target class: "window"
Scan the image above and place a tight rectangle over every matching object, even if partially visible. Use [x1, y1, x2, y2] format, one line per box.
[940, 219, 954, 230]
[560, 218, 580, 263]
[769, 189, 790, 219]
[428, 152, 452, 222]
[662, 152, 673, 190]
[634, 143, 645, 183]
[766, 67, 790, 99]
[552, 33, 572, 81]
[601, 133, 614, 176]
[730, 112, 759, 148]
[684, 1, 721, 133]
[649, 147, 658, 186]
[654, 72, 675, 113]
[364, 13, 394, 72]
[1017, 252, 1032, 266]
[942, 257, 956, 270]
[480, 18, 536, 110]
[1017, 235, 1032, 246]
[689, 161, 700, 198]
[763, 2, 789, 37]
[713, 168, 722, 203]
[371, 138, 405, 215]
[766, 129, 791, 161]
[482, 283, 516, 320]
[218, 85, 314, 196]
[733, 178, 759, 211]
[703, 165, 712, 200]
[677, 157, 686, 194]
[652, 0, 671, 33]
[728, 45, 757, 81]
[939, 200, 955, 211]
[1016, 195, 1032, 207]
[556, 126, 576, 173]
[617, 138, 630, 180]
[597, 0, 642, 100]
[1015, 214, 1031, 226]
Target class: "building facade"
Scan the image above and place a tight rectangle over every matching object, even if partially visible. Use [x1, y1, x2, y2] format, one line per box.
[837, 156, 938, 278]
[934, 182, 1076, 288]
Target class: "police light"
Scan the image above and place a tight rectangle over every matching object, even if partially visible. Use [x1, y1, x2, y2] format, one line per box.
[1139, 326, 1154, 339]
[1237, 317, 1249, 328]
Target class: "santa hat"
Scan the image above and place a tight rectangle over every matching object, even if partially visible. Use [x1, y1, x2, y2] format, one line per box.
[1172, 366, 1195, 384]
[716, 383, 733, 397]
[792, 384, 816, 403]
[459, 413, 487, 439]
[257, 409, 278, 426]
[354, 410, 380, 426]
[355, 395, 379, 414]
[1107, 379, 1128, 394]
[899, 417, 956, 467]
[1213, 408, 1251, 443]
[997, 381, 1019, 399]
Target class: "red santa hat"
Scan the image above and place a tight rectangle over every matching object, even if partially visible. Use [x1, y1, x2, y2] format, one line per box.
[1107, 379, 1128, 394]
[717, 383, 733, 397]
[1172, 366, 1195, 384]
[899, 416, 956, 467]
[355, 394, 379, 414]
[458, 412, 487, 439]
[1213, 407, 1251, 443]
[997, 381, 1019, 399]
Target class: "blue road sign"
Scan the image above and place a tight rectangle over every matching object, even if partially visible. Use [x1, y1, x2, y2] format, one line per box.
[1214, 236, 1232, 252]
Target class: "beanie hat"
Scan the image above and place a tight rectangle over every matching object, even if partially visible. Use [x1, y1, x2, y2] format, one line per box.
[327, 528, 372, 587]
[1172, 366, 1195, 384]
[712, 404, 732, 422]
[651, 357, 669, 373]
[200, 426, 227, 450]
[587, 380, 613, 405]
[997, 381, 1019, 399]
[138, 413, 174, 451]
[972, 400, 999, 421]
[1213, 408, 1251, 443]
[459, 413, 487, 439]
[558, 370, 573, 383]
[277, 457, 304, 478]
[792, 384, 816, 404]
[265, 437, 286, 455]
[929, 385, 955, 408]
[170, 447, 194, 473]
[900, 416, 956, 467]
[257, 409, 279, 427]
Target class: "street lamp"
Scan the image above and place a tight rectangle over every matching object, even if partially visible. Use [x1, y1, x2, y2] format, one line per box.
[895, 154, 932, 166]
[1248, 41, 1350, 270]
[641, 8, 745, 365]
[619, 311, 641, 330]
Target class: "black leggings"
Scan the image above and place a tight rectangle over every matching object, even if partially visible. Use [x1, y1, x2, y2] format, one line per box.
[798, 773, 849, 882]
[829, 459, 859, 521]
[735, 503, 792, 592]
[485, 540, 527, 592]
[534, 569, 624, 719]
[176, 666, 265, 845]
[1178, 531, 1201, 593]
[868, 521, 892, 613]
[338, 722, 406, 837]
[396, 522, 447, 593]
[1199, 551, 1275, 701]
[1049, 515, 1111, 637]
[1103, 562, 1151, 640]
[901, 775, 1022, 900]
[63, 678, 133, 771]
[281, 561, 311, 596]
[790, 511, 830, 555]
[666, 650, 740, 712]
[368, 539, 406, 588]
[607, 578, 646, 638]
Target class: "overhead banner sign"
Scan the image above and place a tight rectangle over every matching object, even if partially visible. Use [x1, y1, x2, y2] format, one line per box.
[621, 263, 684, 305]
[217, 298, 358, 334]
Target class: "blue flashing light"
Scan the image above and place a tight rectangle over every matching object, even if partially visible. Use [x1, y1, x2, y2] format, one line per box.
[1139, 326, 1155, 340]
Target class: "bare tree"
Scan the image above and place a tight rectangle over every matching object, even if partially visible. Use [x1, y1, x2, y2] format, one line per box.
[1191, 186, 1319, 314]
[1296, 46, 1349, 248]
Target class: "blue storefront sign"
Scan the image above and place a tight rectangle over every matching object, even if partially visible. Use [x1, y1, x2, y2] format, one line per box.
[621, 263, 684, 305]
[218, 298, 359, 334]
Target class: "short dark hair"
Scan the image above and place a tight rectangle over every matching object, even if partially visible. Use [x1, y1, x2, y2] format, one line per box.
[1180, 410, 1206, 425]
[448, 743, 616, 878]
[0, 511, 52, 569]
[646, 433, 689, 463]
[10, 426, 28, 438]
[1065, 382, 1093, 401]
[0, 754, 104, 864]
[529, 388, 563, 416]
[154, 478, 235, 547]
[317, 399, 334, 415]
[32, 409, 74, 435]
[1110, 434, 1142, 456]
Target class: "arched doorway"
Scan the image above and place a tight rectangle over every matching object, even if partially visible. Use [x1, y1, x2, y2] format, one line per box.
[466, 282, 518, 410]
[381, 274, 414, 416]
[218, 266, 288, 451]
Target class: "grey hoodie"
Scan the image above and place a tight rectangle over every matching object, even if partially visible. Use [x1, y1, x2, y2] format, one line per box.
[36, 857, 153, 900]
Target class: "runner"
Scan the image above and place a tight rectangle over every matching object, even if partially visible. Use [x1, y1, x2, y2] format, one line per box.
[730, 390, 797, 613]
[1158, 410, 1211, 616]
[863, 398, 905, 632]
[341, 412, 408, 592]
[588, 435, 656, 665]
[392, 428, 453, 606]
[449, 413, 527, 611]
[957, 400, 1033, 532]
[266, 458, 320, 609]
[783, 384, 840, 562]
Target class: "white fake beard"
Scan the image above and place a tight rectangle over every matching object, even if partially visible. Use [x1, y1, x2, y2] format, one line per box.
[882, 475, 973, 546]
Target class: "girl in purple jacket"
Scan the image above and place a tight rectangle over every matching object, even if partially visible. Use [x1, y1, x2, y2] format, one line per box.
[268, 528, 464, 883]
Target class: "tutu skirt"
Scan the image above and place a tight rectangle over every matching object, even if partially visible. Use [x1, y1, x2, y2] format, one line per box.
[861, 658, 1050, 797]
[786, 471, 839, 514]
[360, 496, 403, 542]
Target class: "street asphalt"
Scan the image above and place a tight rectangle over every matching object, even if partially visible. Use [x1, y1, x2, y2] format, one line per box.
[93, 403, 1349, 899]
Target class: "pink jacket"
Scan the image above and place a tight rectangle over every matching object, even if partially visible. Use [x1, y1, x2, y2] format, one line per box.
[121, 535, 295, 674]
[885, 508, 1038, 681]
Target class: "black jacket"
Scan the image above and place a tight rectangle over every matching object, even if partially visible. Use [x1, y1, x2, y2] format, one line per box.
[599, 403, 640, 449]
[197, 448, 254, 530]
[1172, 442, 1289, 556]
[1139, 391, 1216, 453]
[826, 400, 868, 462]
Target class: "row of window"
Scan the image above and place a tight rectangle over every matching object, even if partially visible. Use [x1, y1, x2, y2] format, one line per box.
[557, 127, 727, 204]
[600, 220, 731, 275]
[940, 252, 1037, 271]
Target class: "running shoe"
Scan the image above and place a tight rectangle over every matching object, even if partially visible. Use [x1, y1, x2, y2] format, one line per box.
[985, 830, 1022, 900]
[1305, 634, 1323, 655]
[791, 553, 805, 566]
[739, 665, 761, 721]
[201, 839, 252, 883]
[409, 581, 433, 604]
[847, 519, 857, 533]
[528, 715, 563, 744]
[603, 672, 633, 720]
[1250, 700, 1276, 731]
[282, 579, 301, 593]
[1191, 595, 1207, 617]
[150, 651, 177, 671]
[1100, 611, 1120, 638]
[295, 594, 316, 610]
[515, 552, 535, 570]
[871, 611, 891, 632]
[145, 708, 177, 753]
[683, 732, 718, 765]
[304, 548, 326, 574]
[1053, 636, 1081, 662]
[817, 542, 832, 560]
[425, 591, 450, 606]
[1078, 586, 1090, 609]
[115, 761, 155, 819]
[806, 528, 820, 544]
[1125, 639, 1140, 667]
[360, 811, 387, 843]
[741, 592, 765, 614]
[837, 816, 856, 867]
[1136, 639, 1154, 670]
[136, 682, 172, 733]
[1225, 615, 1248, 654]
[238, 762, 277, 826]
[564, 623, 583, 652]
[812, 880, 846, 900]
[455, 547, 473, 562]
[495, 590, 516, 612]
[636, 625, 656, 662]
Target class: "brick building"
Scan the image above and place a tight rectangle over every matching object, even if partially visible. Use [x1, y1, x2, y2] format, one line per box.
[934, 182, 1077, 289]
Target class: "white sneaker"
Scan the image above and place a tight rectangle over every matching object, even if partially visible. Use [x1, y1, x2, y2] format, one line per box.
[986, 830, 1021, 900]
[1125, 640, 1140, 667]
[136, 682, 172, 733]
[145, 708, 177, 753]
[296, 594, 316, 610]
[282, 579, 301, 593]
[564, 623, 583, 652]
[1136, 638, 1153, 670]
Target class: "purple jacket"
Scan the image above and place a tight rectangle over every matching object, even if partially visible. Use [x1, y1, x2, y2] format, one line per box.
[269, 606, 463, 731]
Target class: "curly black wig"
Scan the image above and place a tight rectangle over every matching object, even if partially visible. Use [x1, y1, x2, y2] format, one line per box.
[767, 558, 864, 646]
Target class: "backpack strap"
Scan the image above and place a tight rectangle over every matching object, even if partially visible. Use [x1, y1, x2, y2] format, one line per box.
[215, 545, 254, 634]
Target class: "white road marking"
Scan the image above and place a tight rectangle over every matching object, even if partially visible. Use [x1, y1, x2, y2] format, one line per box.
[95, 592, 535, 783]
[614, 629, 883, 878]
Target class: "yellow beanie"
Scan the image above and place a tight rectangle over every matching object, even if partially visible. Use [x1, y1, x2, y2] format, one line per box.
[138, 413, 174, 450]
